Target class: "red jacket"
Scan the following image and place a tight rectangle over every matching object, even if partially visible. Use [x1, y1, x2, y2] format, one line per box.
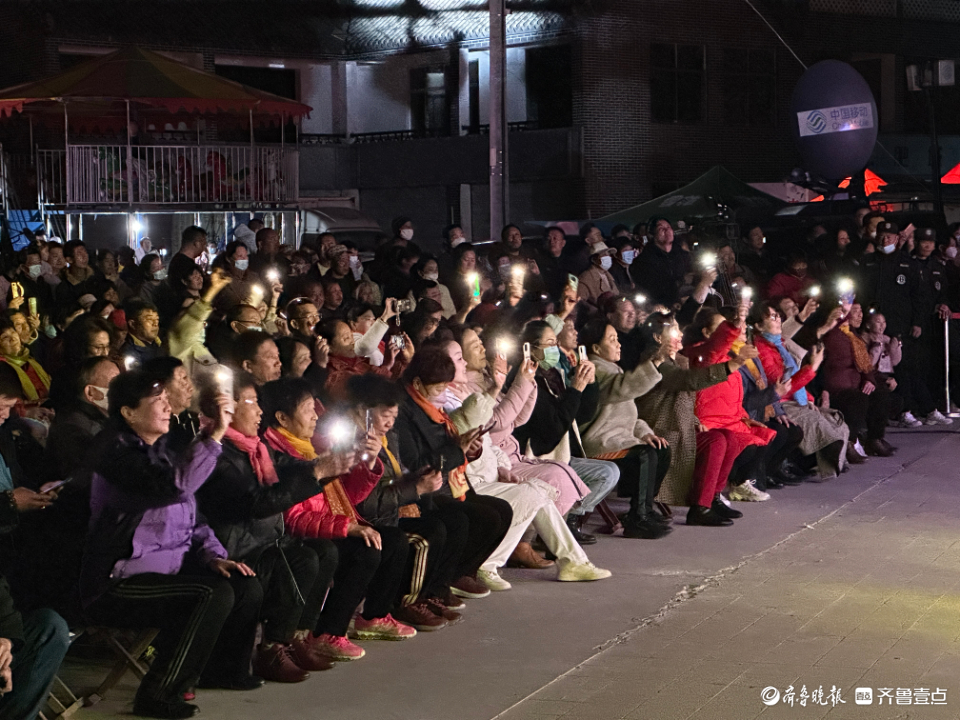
[325, 355, 394, 404]
[820, 327, 877, 394]
[764, 273, 813, 304]
[753, 335, 816, 403]
[283, 460, 384, 540]
[684, 323, 774, 447]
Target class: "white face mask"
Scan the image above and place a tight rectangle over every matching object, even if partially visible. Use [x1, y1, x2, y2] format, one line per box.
[89, 385, 110, 411]
[153, 268, 168, 281]
[599, 255, 613, 270]
[27, 264, 42, 279]
[450, 236, 466, 248]
[880, 243, 897, 255]
[947, 247, 958, 259]
[235, 258, 249, 271]
[423, 272, 439, 282]
[400, 228, 414, 241]
[620, 250, 635, 265]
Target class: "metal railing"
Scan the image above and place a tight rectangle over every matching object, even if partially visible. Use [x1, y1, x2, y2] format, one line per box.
[38, 144, 296, 206]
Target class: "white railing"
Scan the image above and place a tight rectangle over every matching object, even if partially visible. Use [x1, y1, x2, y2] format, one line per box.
[38, 144, 296, 206]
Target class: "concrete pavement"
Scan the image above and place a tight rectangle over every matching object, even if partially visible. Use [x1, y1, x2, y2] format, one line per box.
[67, 425, 960, 720]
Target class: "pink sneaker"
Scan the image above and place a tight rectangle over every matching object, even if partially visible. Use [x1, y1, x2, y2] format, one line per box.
[311, 633, 365, 661]
[349, 613, 417, 641]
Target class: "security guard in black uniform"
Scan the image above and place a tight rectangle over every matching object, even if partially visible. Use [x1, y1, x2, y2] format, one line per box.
[857, 221, 919, 341]
[911, 228, 953, 422]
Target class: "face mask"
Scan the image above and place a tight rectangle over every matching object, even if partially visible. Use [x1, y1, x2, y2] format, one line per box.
[947, 247, 958, 259]
[235, 258, 249, 271]
[880, 243, 896, 255]
[450, 236, 466, 248]
[621, 251, 635, 265]
[44, 324, 57, 338]
[89, 386, 110, 411]
[153, 268, 167, 281]
[400, 228, 414, 241]
[599, 256, 613, 271]
[27, 264, 41, 279]
[423, 272, 439, 282]
[540, 346, 561, 369]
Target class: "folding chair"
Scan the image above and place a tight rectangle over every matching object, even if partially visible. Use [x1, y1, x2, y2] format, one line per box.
[590, 499, 623, 535]
[39, 675, 84, 720]
[82, 627, 159, 707]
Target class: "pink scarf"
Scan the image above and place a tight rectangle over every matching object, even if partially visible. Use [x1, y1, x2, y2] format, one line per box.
[224, 426, 279, 486]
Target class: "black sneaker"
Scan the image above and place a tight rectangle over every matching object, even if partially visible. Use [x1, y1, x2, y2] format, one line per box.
[622, 517, 673, 539]
[686, 506, 734, 527]
[132, 698, 199, 719]
[711, 499, 743, 520]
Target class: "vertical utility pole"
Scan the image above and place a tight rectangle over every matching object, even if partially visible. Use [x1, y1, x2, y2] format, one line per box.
[489, 0, 507, 240]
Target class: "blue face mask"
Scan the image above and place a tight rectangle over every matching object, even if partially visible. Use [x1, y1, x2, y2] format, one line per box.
[540, 345, 561, 369]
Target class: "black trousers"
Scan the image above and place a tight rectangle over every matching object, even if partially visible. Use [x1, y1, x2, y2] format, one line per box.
[728, 444, 762, 487]
[251, 540, 339, 644]
[763, 419, 804, 472]
[84, 571, 262, 704]
[313, 525, 408, 637]
[296, 538, 338, 637]
[399, 512, 467, 603]
[831, 387, 894, 441]
[613, 444, 671, 518]
[431, 490, 512, 578]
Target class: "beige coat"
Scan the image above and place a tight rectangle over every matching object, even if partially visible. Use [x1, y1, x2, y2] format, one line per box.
[581, 356, 661, 457]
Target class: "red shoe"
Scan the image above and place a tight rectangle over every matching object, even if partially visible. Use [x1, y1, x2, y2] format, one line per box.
[251, 643, 309, 683]
[349, 613, 417, 641]
[311, 633, 365, 661]
[439, 588, 466, 610]
[290, 637, 335, 672]
[424, 597, 463, 625]
[450, 575, 491, 599]
[392, 602, 448, 631]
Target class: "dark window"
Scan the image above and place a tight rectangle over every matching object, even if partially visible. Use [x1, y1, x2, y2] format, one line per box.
[411, 67, 449, 134]
[468, 60, 480, 133]
[903, 58, 960, 135]
[214, 65, 297, 100]
[651, 44, 705, 124]
[526, 45, 573, 129]
[720, 48, 777, 126]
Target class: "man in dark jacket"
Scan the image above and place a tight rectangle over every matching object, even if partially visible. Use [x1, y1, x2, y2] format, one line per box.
[0, 362, 69, 720]
[634, 217, 690, 307]
[857, 222, 919, 340]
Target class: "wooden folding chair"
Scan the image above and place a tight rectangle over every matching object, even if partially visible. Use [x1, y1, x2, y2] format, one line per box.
[82, 627, 159, 707]
[39, 674, 84, 720]
[591, 499, 623, 535]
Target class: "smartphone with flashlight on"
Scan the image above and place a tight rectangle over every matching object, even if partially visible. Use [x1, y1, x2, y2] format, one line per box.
[578, 345, 588, 362]
[522, 342, 531, 362]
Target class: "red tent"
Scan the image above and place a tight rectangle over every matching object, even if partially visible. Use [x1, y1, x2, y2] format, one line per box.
[942, 162, 960, 184]
[0, 46, 311, 126]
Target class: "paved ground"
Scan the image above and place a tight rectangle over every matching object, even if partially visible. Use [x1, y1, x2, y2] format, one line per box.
[67, 425, 960, 720]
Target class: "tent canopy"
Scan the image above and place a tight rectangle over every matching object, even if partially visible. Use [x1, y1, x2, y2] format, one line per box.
[0, 46, 311, 120]
[597, 166, 784, 228]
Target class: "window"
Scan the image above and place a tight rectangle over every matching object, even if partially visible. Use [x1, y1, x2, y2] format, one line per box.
[651, 44, 705, 124]
[526, 45, 573, 128]
[720, 48, 776, 126]
[411, 67, 448, 134]
[214, 65, 297, 99]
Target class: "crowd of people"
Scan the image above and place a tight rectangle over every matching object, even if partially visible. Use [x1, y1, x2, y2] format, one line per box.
[0, 207, 956, 719]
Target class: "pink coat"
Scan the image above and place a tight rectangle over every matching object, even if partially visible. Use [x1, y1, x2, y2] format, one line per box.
[464, 369, 588, 514]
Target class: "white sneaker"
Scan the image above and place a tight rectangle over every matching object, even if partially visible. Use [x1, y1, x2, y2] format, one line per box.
[925, 410, 953, 426]
[557, 560, 612, 582]
[727, 480, 771, 502]
[899, 411, 923, 428]
[853, 439, 868, 458]
[476, 568, 512, 591]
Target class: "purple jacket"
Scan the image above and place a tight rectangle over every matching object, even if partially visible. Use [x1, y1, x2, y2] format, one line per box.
[80, 428, 225, 606]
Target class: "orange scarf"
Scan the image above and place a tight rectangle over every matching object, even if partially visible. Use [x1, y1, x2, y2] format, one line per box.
[264, 426, 360, 523]
[839, 325, 874, 374]
[404, 384, 469, 500]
